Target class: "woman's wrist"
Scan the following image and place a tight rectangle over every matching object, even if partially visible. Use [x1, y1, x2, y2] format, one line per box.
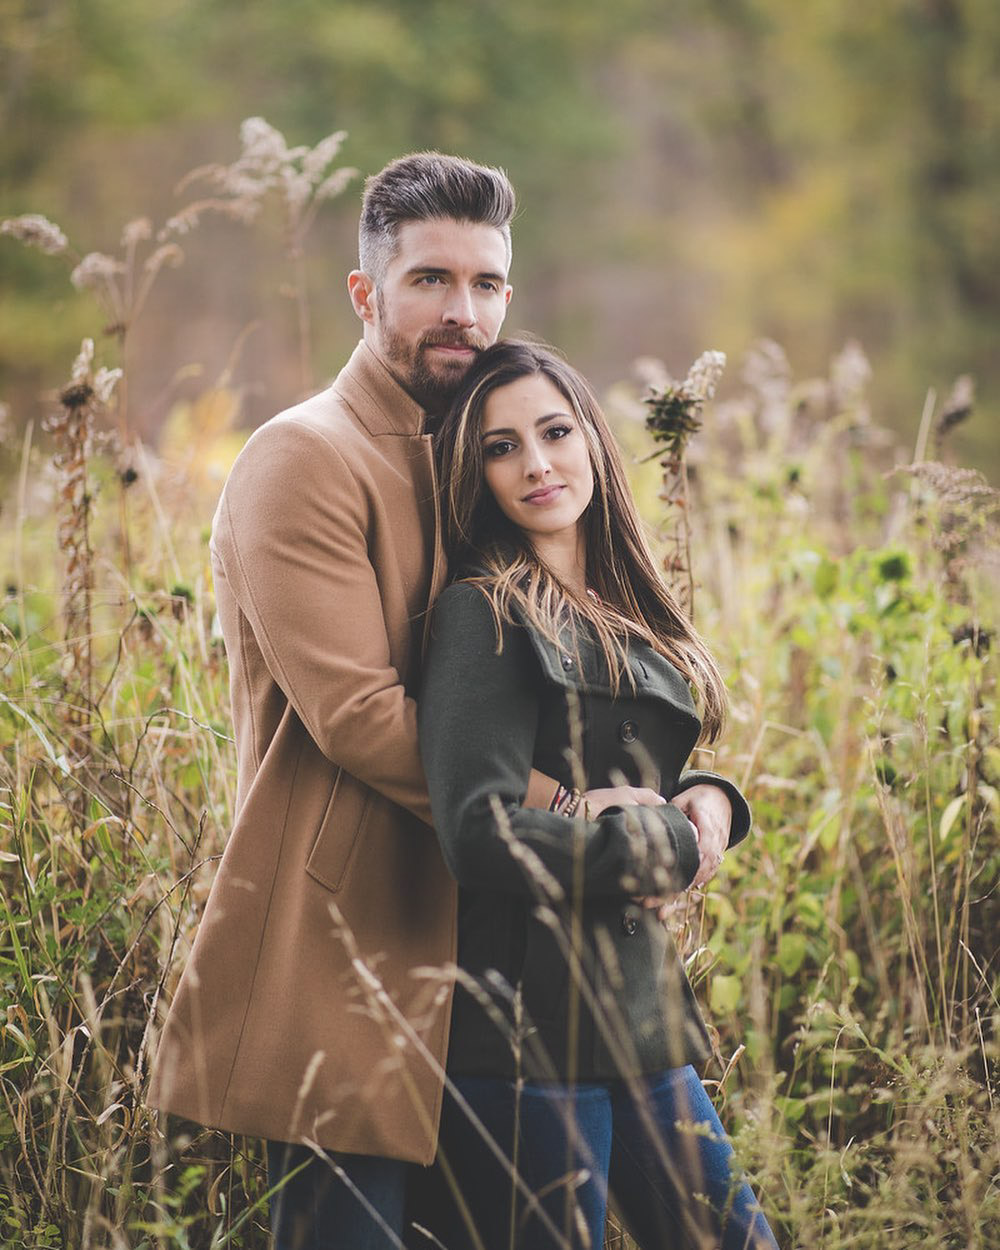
[550, 785, 590, 820]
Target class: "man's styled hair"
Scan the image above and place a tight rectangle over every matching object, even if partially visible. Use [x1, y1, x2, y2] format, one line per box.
[359, 152, 515, 282]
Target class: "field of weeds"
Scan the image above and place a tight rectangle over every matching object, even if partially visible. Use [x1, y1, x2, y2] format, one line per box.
[1, 126, 998, 1250]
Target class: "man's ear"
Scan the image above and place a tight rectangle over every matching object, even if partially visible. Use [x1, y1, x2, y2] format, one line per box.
[496, 282, 513, 330]
[348, 270, 376, 325]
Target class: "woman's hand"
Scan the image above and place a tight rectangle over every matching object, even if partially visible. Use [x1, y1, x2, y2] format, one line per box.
[581, 786, 666, 818]
[582, 783, 731, 912]
[671, 784, 732, 889]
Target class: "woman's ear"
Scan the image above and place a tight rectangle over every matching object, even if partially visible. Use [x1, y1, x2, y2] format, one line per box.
[348, 270, 376, 325]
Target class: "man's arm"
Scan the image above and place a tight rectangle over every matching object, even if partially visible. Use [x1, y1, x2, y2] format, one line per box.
[214, 418, 434, 823]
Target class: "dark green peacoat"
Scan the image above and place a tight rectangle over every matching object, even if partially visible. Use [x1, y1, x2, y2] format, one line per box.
[418, 580, 751, 1082]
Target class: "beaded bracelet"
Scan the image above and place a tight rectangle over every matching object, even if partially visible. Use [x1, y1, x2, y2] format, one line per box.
[561, 788, 583, 819]
[549, 784, 591, 820]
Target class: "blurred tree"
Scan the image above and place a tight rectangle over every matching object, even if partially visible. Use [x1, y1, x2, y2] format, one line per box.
[1, 0, 997, 477]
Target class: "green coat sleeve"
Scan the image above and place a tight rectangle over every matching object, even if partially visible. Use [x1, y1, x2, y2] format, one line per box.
[418, 582, 700, 901]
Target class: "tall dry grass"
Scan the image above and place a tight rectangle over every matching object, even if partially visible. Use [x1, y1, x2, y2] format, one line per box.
[2, 121, 998, 1249]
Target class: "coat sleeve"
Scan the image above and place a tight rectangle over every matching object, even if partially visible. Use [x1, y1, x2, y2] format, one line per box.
[672, 771, 752, 846]
[212, 417, 432, 825]
[418, 582, 701, 900]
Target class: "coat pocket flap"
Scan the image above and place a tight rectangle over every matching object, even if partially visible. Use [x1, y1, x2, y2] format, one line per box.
[305, 768, 372, 894]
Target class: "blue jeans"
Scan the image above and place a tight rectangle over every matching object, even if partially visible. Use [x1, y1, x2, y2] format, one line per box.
[417, 1066, 779, 1249]
[267, 1140, 412, 1250]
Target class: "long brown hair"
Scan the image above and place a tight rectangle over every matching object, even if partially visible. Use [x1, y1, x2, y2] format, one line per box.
[435, 339, 727, 741]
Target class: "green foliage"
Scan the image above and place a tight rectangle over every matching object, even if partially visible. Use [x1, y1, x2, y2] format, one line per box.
[639, 339, 1000, 1248]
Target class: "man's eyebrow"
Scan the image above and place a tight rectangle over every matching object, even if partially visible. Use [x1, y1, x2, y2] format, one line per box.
[404, 265, 507, 283]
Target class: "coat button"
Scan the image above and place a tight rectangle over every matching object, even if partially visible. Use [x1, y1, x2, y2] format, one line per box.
[618, 719, 639, 744]
[622, 912, 639, 937]
[561, 654, 574, 671]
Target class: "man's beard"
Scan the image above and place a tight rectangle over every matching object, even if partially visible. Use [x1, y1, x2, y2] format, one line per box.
[376, 302, 488, 413]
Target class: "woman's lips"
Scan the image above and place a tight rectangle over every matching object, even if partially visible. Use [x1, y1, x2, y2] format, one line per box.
[522, 485, 565, 504]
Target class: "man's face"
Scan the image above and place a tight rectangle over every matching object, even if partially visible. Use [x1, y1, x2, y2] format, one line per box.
[351, 217, 512, 412]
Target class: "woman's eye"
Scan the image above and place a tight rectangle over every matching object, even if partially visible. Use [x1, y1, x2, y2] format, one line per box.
[485, 440, 515, 458]
[545, 423, 572, 440]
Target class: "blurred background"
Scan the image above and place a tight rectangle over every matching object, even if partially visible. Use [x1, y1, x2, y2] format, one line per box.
[2, 0, 998, 478]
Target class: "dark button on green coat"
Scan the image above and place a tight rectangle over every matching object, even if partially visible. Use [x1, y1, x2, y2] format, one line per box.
[418, 581, 751, 1081]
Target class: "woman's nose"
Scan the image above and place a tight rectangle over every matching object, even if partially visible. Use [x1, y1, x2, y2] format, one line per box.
[524, 442, 551, 478]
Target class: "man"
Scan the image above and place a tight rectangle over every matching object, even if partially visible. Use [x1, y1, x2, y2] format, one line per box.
[149, 151, 736, 1247]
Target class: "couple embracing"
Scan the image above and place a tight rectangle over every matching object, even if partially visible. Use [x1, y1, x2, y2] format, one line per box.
[149, 152, 778, 1250]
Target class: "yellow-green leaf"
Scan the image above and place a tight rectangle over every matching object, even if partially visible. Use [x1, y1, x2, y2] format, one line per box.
[939, 795, 965, 843]
[710, 974, 743, 1014]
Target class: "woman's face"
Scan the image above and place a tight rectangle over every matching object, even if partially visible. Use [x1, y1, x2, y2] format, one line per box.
[479, 373, 595, 550]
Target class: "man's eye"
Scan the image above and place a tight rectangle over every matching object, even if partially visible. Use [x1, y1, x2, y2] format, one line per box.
[418, 274, 443, 285]
[477, 280, 499, 293]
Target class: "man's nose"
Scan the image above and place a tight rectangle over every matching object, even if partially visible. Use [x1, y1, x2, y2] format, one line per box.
[442, 285, 476, 327]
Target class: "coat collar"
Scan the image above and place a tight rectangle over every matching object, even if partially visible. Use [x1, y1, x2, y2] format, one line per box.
[333, 340, 428, 436]
[507, 597, 701, 727]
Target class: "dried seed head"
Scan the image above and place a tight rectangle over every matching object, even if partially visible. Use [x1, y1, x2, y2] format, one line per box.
[685, 350, 726, 402]
[71, 252, 125, 292]
[71, 339, 95, 384]
[143, 243, 184, 276]
[60, 382, 94, 410]
[934, 375, 975, 447]
[93, 367, 123, 406]
[904, 460, 998, 508]
[239, 116, 293, 169]
[121, 217, 153, 248]
[303, 130, 347, 182]
[1, 213, 68, 254]
[164, 117, 355, 244]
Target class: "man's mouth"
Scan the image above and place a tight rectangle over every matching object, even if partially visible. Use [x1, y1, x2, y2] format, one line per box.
[426, 344, 476, 358]
[422, 335, 483, 358]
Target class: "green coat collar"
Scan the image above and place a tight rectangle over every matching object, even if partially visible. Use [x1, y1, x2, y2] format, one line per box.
[506, 597, 701, 727]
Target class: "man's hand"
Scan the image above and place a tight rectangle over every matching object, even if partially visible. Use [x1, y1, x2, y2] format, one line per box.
[671, 783, 732, 889]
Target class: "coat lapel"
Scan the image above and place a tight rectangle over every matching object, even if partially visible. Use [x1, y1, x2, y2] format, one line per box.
[513, 604, 701, 726]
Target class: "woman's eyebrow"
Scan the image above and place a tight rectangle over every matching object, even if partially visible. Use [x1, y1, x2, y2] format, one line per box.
[481, 413, 573, 439]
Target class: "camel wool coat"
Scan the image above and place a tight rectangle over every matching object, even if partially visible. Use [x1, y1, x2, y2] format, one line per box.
[147, 341, 457, 1164]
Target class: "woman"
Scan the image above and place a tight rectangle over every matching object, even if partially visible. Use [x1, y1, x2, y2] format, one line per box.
[417, 341, 777, 1249]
